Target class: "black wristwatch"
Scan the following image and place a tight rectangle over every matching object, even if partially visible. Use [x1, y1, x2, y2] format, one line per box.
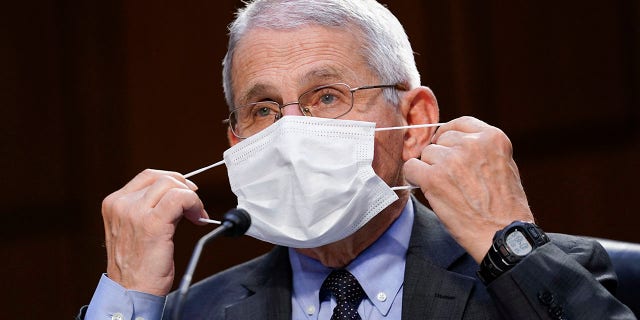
[477, 221, 550, 284]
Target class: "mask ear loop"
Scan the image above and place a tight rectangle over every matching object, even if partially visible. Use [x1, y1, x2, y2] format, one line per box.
[391, 185, 420, 191]
[375, 122, 444, 191]
[182, 122, 443, 212]
[374, 123, 443, 131]
[184, 159, 225, 178]
[181, 160, 226, 224]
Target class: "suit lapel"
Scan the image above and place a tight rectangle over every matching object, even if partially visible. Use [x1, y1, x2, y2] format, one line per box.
[224, 247, 293, 320]
[402, 198, 477, 319]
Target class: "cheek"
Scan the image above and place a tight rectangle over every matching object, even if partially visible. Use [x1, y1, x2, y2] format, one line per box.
[372, 131, 406, 183]
[352, 105, 400, 125]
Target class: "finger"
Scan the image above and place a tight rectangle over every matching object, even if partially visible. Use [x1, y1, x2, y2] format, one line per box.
[430, 130, 469, 147]
[122, 169, 198, 193]
[432, 116, 489, 142]
[403, 158, 434, 190]
[154, 188, 208, 225]
[419, 143, 450, 165]
[142, 175, 194, 208]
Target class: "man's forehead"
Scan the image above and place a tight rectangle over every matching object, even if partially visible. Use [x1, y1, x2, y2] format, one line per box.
[229, 26, 370, 104]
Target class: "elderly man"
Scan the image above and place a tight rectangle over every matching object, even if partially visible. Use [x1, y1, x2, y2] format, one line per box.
[80, 0, 634, 319]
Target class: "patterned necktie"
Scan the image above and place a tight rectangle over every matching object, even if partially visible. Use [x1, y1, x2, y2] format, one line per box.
[321, 269, 366, 320]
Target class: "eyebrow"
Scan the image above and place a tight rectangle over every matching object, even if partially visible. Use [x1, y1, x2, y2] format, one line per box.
[239, 83, 275, 105]
[299, 67, 346, 87]
[238, 66, 348, 105]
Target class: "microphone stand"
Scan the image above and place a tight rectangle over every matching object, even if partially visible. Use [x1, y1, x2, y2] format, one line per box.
[172, 209, 250, 320]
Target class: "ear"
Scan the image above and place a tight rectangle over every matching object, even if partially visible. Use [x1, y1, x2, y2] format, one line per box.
[227, 127, 242, 146]
[400, 86, 439, 161]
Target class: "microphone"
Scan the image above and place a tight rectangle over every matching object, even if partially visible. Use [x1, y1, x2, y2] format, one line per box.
[172, 208, 251, 320]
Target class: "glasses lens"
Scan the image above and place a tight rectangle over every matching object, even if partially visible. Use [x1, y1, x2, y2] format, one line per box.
[299, 84, 352, 119]
[230, 102, 280, 138]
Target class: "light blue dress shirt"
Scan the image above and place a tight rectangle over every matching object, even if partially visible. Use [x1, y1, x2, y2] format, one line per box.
[84, 274, 165, 319]
[85, 201, 413, 319]
[289, 200, 413, 319]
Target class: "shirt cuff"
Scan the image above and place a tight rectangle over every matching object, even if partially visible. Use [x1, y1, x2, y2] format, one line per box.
[84, 274, 166, 320]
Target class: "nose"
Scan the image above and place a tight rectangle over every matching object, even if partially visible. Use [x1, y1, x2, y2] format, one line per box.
[279, 101, 305, 117]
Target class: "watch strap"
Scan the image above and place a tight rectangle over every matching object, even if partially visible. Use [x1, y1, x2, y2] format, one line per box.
[477, 221, 549, 284]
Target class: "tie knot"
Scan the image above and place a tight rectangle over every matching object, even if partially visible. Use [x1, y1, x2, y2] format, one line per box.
[321, 269, 365, 305]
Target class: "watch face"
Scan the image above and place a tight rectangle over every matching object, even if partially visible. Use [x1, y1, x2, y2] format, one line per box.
[506, 230, 533, 256]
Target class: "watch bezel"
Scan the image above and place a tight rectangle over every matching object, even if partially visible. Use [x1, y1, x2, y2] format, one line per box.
[502, 225, 538, 261]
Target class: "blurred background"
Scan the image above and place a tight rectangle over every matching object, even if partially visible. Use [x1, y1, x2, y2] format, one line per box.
[1, 0, 638, 318]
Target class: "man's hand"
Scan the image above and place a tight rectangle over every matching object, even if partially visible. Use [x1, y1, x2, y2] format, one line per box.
[404, 116, 534, 263]
[101, 169, 208, 296]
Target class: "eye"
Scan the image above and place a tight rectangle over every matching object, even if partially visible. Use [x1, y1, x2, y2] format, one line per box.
[255, 106, 272, 117]
[319, 93, 337, 105]
[298, 84, 351, 117]
[312, 87, 345, 106]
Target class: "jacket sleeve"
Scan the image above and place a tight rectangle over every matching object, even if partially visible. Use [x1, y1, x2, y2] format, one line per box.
[487, 234, 636, 320]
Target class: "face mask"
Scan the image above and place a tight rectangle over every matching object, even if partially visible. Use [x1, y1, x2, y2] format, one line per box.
[189, 116, 441, 248]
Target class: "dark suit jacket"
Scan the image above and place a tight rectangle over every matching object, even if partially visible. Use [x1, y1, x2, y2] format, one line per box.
[80, 198, 636, 319]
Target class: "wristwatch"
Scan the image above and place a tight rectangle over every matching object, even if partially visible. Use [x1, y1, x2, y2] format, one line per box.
[477, 221, 550, 284]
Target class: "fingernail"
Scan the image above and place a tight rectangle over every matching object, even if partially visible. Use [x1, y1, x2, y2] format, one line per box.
[185, 179, 198, 190]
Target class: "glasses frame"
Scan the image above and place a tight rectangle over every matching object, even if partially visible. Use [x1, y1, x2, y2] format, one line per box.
[228, 82, 407, 138]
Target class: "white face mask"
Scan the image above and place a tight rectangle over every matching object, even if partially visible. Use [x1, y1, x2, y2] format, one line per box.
[222, 116, 399, 248]
[189, 116, 441, 248]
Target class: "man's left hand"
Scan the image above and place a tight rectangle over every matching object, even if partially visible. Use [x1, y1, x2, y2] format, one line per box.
[403, 116, 535, 263]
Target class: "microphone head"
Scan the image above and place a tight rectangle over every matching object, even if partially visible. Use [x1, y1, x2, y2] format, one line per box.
[222, 208, 251, 237]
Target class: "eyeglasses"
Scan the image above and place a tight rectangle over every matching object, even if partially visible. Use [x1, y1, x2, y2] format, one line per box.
[228, 82, 405, 138]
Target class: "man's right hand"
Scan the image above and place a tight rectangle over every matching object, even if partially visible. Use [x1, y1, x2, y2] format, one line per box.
[101, 169, 209, 296]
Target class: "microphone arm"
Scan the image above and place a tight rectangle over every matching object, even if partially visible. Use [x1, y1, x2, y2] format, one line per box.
[172, 208, 251, 320]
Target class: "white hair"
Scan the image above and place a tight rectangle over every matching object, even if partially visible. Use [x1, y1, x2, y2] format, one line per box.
[222, 0, 420, 110]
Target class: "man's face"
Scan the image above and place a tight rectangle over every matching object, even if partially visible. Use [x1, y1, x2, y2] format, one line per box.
[229, 25, 408, 187]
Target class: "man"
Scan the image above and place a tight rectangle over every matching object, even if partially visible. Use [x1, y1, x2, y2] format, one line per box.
[80, 0, 635, 319]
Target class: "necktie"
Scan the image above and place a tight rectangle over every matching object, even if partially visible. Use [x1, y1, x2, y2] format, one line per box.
[321, 269, 366, 320]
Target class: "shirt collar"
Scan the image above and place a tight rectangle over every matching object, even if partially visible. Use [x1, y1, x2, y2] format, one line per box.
[289, 200, 414, 317]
